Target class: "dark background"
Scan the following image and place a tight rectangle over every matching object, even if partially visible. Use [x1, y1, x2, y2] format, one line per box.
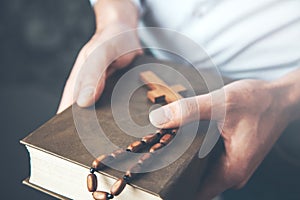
[0, 0, 299, 199]
[0, 0, 94, 199]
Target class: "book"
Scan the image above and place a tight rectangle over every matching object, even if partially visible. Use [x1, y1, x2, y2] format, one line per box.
[21, 55, 223, 200]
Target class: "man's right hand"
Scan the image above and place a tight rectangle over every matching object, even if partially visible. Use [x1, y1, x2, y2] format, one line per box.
[57, 0, 141, 114]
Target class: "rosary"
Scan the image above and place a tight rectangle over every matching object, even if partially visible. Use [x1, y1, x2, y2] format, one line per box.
[87, 71, 186, 200]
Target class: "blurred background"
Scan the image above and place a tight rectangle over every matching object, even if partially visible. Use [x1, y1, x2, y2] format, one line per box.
[0, 0, 94, 199]
[0, 0, 299, 199]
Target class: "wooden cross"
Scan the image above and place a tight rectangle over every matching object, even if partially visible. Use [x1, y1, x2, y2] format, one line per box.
[140, 71, 187, 104]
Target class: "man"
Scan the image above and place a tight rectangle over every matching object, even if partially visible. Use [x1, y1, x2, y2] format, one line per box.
[57, 0, 300, 199]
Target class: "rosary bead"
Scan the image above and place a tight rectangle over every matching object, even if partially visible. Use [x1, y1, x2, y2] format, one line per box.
[110, 178, 127, 196]
[141, 133, 160, 144]
[88, 129, 179, 197]
[160, 133, 174, 145]
[138, 153, 152, 165]
[123, 175, 131, 183]
[93, 191, 111, 200]
[87, 174, 97, 192]
[111, 149, 125, 158]
[171, 129, 178, 135]
[156, 129, 166, 136]
[126, 163, 142, 179]
[149, 143, 165, 153]
[107, 193, 114, 199]
[90, 167, 96, 174]
[92, 155, 114, 170]
[126, 141, 145, 152]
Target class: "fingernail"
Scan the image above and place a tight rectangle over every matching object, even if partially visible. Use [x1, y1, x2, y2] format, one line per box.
[149, 106, 172, 127]
[77, 87, 94, 106]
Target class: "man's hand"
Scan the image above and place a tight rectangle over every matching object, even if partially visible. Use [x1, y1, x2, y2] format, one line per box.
[57, 0, 141, 113]
[149, 76, 300, 199]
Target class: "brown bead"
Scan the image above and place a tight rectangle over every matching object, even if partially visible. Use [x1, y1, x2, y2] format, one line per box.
[111, 149, 125, 158]
[87, 174, 97, 192]
[159, 133, 173, 145]
[149, 143, 164, 153]
[126, 141, 144, 152]
[156, 129, 165, 136]
[141, 133, 160, 144]
[138, 153, 152, 165]
[92, 155, 114, 170]
[171, 129, 178, 135]
[92, 191, 110, 200]
[110, 178, 127, 196]
[126, 163, 142, 178]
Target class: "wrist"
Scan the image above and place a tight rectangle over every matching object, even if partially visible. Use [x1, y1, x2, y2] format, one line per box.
[93, 0, 138, 33]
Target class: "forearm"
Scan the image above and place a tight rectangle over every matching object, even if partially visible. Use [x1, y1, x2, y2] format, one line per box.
[269, 68, 300, 123]
[93, 0, 139, 32]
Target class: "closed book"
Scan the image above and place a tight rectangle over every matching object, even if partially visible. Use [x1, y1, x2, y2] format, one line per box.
[21, 56, 222, 200]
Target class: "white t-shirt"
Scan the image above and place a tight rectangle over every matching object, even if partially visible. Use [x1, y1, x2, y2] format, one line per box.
[92, 0, 300, 80]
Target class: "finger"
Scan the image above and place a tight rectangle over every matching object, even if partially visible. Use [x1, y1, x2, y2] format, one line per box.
[57, 26, 143, 114]
[57, 32, 102, 114]
[107, 50, 143, 77]
[57, 46, 142, 113]
[57, 80, 75, 114]
[57, 40, 109, 113]
[149, 94, 213, 128]
[57, 49, 87, 114]
[75, 47, 142, 107]
[197, 138, 255, 199]
[75, 47, 108, 108]
[197, 153, 229, 200]
[75, 29, 143, 107]
[110, 49, 143, 69]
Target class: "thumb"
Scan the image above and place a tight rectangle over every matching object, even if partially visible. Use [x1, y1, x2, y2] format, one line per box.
[149, 94, 213, 129]
[57, 43, 108, 114]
